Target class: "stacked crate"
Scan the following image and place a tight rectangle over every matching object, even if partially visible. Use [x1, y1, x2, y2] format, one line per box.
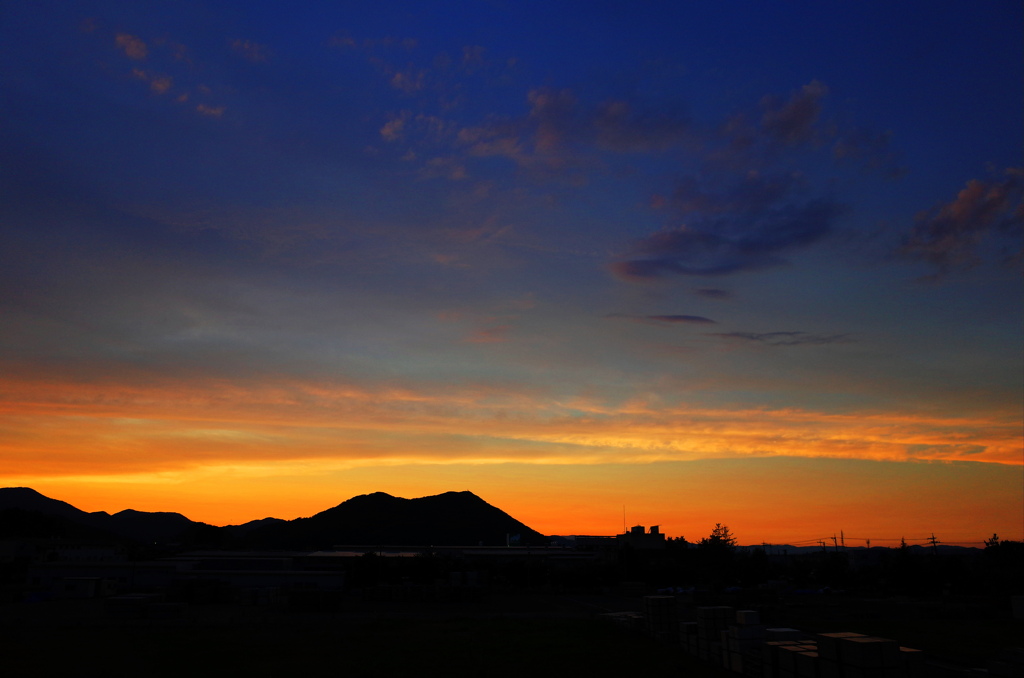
[899, 647, 928, 678]
[680, 621, 699, 656]
[725, 609, 768, 674]
[988, 648, 1024, 678]
[643, 595, 678, 642]
[843, 636, 901, 678]
[598, 610, 645, 633]
[695, 605, 734, 663]
[763, 640, 818, 678]
[816, 632, 903, 678]
[818, 632, 867, 678]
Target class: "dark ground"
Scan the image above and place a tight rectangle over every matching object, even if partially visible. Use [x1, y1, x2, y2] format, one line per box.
[1, 592, 725, 678]
[3, 590, 1019, 676]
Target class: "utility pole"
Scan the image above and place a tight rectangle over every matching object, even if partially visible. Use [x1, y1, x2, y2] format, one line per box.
[831, 534, 838, 552]
[929, 533, 940, 555]
[840, 530, 845, 549]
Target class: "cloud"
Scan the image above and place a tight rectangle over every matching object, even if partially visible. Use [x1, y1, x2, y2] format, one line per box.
[465, 325, 511, 343]
[900, 167, 1024, 275]
[390, 68, 425, 94]
[833, 127, 903, 176]
[695, 288, 732, 300]
[612, 198, 844, 279]
[527, 88, 577, 154]
[707, 331, 850, 346]
[196, 104, 225, 117]
[669, 170, 803, 215]
[231, 39, 271, 63]
[594, 100, 691, 152]
[647, 315, 715, 324]
[380, 113, 408, 141]
[132, 69, 173, 94]
[462, 45, 486, 72]
[3, 373, 1020, 478]
[115, 33, 148, 60]
[420, 156, 467, 181]
[759, 80, 828, 146]
[609, 313, 715, 325]
[452, 88, 690, 179]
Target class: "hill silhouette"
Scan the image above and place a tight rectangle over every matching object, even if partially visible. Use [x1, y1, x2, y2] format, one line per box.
[0, 487, 546, 548]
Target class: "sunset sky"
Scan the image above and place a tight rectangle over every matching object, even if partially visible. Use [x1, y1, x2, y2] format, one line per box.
[2, 1, 1021, 546]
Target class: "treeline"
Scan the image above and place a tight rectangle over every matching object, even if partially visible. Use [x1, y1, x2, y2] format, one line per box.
[616, 528, 1024, 598]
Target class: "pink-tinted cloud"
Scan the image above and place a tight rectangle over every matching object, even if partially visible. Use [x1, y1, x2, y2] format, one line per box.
[130, 69, 173, 94]
[196, 104, 225, 117]
[527, 87, 576, 153]
[115, 33, 148, 60]
[380, 113, 408, 141]
[594, 100, 690, 152]
[901, 167, 1024, 274]
[390, 68, 425, 94]
[760, 80, 828, 146]
[465, 325, 511, 343]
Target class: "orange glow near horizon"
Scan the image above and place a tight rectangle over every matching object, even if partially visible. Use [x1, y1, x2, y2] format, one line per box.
[3, 373, 1021, 546]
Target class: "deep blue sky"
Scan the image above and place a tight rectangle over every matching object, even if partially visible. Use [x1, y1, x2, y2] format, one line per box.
[1, 1, 1021, 540]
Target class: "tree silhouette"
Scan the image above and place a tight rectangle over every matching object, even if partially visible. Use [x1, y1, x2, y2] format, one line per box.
[700, 523, 736, 548]
[695, 523, 737, 589]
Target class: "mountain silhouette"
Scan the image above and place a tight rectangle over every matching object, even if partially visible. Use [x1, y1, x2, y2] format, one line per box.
[0, 487, 214, 544]
[237, 491, 546, 549]
[0, 487, 547, 548]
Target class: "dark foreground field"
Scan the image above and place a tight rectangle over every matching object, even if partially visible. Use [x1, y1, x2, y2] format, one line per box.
[4, 591, 1020, 677]
[2, 594, 722, 678]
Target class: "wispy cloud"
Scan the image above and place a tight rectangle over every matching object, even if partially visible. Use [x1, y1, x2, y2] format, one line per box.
[1, 374, 1019, 480]
[609, 313, 716, 325]
[708, 331, 851, 346]
[611, 198, 844, 279]
[607, 80, 860, 281]
[695, 288, 732, 300]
